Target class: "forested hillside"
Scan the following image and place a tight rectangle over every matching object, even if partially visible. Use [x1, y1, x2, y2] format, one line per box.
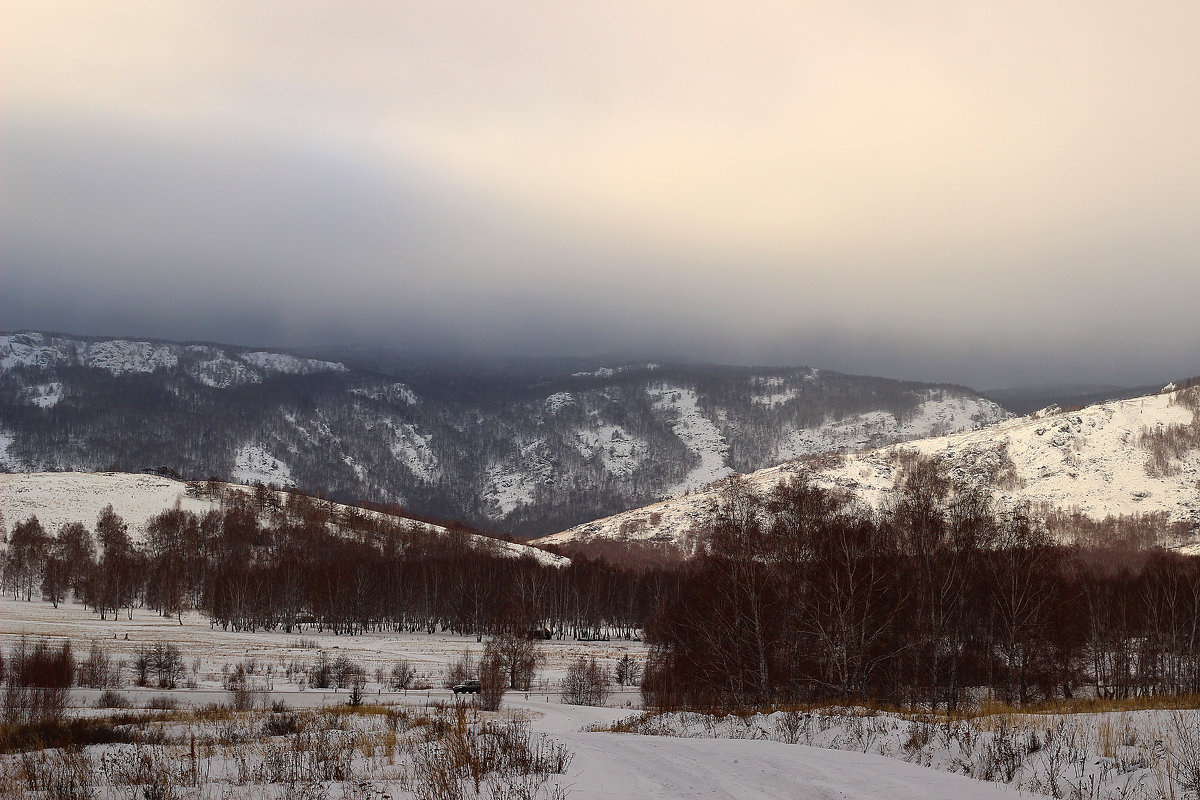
[1, 332, 1009, 536]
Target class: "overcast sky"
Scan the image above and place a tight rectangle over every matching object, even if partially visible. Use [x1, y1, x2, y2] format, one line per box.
[4, 2, 1199, 388]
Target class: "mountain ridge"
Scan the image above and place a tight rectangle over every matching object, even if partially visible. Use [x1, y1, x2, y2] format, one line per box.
[534, 381, 1200, 555]
[1, 330, 1011, 536]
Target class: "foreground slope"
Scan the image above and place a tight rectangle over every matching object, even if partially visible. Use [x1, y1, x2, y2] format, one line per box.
[1, 330, 1010, 535]
[537, 384, 1200, 553]
[0, 471, 566, 566]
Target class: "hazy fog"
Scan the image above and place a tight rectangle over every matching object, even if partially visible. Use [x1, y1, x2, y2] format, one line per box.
[5, 2, 1199, 388]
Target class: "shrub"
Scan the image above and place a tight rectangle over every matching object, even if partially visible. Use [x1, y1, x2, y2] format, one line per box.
[388, 660, 415, 691]
[95, 689, 131, 709]
[561, 657, 611, 706]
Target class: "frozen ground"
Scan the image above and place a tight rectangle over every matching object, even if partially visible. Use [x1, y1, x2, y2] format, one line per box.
[1, 594, 1026, 799]
[610, 706, 1200, 800]
[0, 596, 638, 689]
[520, 701, 1021, 800]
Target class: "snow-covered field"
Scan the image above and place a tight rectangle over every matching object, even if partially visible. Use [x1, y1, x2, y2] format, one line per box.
[0, 596, 639, 691]
[538, 387, 1200, 552]
[0, 595, 1037, 800]
[607, 706, 1200, 800]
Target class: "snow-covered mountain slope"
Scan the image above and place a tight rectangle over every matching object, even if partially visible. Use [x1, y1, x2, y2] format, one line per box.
[0, 471, 567, 566]
[1, 331, 1009, 536]
[0, 332, 346, 386]
[536, 385, 1200, 553]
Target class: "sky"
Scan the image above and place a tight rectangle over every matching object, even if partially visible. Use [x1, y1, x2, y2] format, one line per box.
[4, 2, 1200, 389]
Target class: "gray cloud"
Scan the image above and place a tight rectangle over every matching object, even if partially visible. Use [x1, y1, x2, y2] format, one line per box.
[3, 2, 1199, 388]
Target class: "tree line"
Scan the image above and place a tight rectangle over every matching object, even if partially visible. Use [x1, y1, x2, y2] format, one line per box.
[643, 460, 1200, 712]
[1, 486, 679, 642]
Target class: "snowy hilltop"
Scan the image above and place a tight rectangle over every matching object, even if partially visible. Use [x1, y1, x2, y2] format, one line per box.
[536, 382, 1200, 554]
[0, 471, 567, 567]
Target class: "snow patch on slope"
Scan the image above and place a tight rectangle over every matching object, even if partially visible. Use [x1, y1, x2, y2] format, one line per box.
[23, 382, 64, 408]
[775, 392, 1011, 461]
[386, 422, 439, 482]
[232, 445, 293, 486]
[0, 333, 178, 374]
[240, 352, 347, 375]
[0, 472, 217, 543]
[351, 383, 419, 405]
[0, 471, 569, 566]
[0, 430, 22, 471]
[651, 385, 733, 494]
[485, 463, 540, 517]
[575, 424, 645, 478]
[186, 350, 261, 388]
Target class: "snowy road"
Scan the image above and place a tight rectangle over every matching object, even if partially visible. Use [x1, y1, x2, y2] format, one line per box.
[510, 700, 1018, 800]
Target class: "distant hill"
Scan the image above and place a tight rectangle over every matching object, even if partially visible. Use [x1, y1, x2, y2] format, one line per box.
[536, 382, 1200, 556]
[1, 331, 1009, 537]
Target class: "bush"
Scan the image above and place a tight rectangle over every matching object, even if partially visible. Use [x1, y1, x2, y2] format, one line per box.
[478, 648, 506, 712]
[77, 641, 120, 689]
[388, 660, 415, 691]
[561, 657, 611, 706]
[95, 689, 131, 709]
[3, 637, 75, 727]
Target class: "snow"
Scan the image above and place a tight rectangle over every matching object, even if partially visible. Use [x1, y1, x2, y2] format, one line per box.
[575, 424, 645, 477]
[545, 391, 575, 413]
[386, 421, 439, 482]
[232, 445, 294, 486]
[23, 381, 64, 407]
[0, 332, 178, 374]
[749, 375, 799, 407]
[573, 367, 616, 378]
[537, 388, 1198, 552]
[775, 391, 1011, 460]
[186, 349, 261, 388]
[542, 707, 1021, 800]
[485, 463, 539, 516]
[0, 471, 219, 542]
[802, 389, 1200, 532]
[0, 470, 569, 566]
[651, 384, 734, 494]
[611, 707, 1187, 800]
[0, 430, 22, 471]
[239, 351, 348, 375]
[351, 382, 420, 404]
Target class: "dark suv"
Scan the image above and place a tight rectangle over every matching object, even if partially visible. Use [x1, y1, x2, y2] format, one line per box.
[452, 679, 482, 694]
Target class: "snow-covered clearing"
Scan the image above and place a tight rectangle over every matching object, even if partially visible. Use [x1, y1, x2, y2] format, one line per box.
[527, 701, 1020, 800]
[0, 595, 1029, 800]
[0, 595, 641, 693]
[0, 472, 219, 541]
